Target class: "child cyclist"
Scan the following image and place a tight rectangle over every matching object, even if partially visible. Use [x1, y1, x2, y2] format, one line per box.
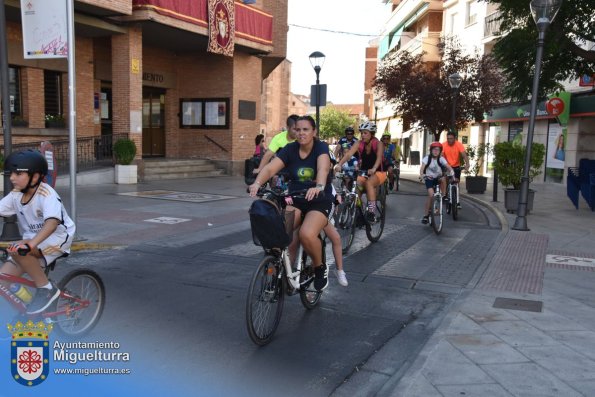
[0, 149, 75, 314]
[419, 142, 455, 224]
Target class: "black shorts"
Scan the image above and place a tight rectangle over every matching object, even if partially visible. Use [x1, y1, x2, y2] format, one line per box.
[452, 166, 462, 180]
[291, 198, 333, 218]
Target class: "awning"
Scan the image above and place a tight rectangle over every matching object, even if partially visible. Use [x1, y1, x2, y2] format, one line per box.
[401, 127, 420, 139]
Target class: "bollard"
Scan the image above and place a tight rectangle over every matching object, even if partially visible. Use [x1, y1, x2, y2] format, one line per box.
[493, 168, 498, 202]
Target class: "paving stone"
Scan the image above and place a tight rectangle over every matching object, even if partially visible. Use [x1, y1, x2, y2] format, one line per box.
[482, 320, 558, 347]
[569, 380, 595, 397]
[482, 363, 583, 397]
[437, 383, 514, 397]
[550, 330, 595, 361]
[421, 340, 493, 385]
[518, 344, 595, 381]
[443, 313, 487, 335]
[447, 334, 530, 365]
[388, 374, 443, 397]
[458, 294, 521, 323]
[508, 307, 588, 332]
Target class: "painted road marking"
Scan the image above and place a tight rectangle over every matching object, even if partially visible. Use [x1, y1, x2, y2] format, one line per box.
[119, 190, 236, 203]
[546, 255, 595, 268]
[144, 217, 191, 224]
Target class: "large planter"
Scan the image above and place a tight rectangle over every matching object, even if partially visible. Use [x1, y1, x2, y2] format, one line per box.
[45, 121, 66, 128]
[504, 189, 535, 214]
[465, 176, 488, 194]
[115, 164, 137, 184]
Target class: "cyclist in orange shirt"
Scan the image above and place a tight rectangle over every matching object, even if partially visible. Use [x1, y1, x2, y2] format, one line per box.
[441, 131, 469, 208]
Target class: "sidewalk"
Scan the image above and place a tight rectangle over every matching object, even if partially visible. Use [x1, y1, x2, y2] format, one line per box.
[386, 166, 595, 396]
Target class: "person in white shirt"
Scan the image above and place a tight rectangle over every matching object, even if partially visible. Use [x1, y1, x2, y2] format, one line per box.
[0, 149, 75, 314]
[419, 142, 454, 224]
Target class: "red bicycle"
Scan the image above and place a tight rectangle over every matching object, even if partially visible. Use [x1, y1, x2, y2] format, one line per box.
[0, 248, 105, 337]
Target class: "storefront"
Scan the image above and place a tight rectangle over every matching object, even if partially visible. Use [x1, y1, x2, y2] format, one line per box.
[482, 93, 595, 184]
[0, 0, 288, 176]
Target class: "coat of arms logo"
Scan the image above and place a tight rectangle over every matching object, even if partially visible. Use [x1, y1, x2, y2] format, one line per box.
[8, 320, 53, 387]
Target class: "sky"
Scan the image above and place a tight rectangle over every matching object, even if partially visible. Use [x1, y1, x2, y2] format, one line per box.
[287, 0, 390, 105]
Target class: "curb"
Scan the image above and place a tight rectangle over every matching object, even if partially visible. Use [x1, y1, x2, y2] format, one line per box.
[0, 241, 125, 252]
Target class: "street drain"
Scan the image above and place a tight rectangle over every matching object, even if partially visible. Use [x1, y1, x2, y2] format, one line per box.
[493, 297, 543, 313]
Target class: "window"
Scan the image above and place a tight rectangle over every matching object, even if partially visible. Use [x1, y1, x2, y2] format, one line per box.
[179, 98, 230, 129]
[508, 121, 523, 142]
[44, 70, 63, 116]
[449, 12, 457, 34]
[8, 66, 21, 116]
[466, 0, 477, 26]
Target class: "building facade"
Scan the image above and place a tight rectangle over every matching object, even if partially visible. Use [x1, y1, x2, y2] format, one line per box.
[1, 0, 288, 176]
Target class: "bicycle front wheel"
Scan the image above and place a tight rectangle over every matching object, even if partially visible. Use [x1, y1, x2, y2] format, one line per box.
[246, 255, 285, 346]
[51, 269, 105, 337]
[430, 195, 443, 235]
[365, 184, 386, 242]
[451, 185, 459, 221]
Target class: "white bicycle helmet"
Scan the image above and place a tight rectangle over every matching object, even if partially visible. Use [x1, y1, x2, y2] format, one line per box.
[358, 121, 377, 134]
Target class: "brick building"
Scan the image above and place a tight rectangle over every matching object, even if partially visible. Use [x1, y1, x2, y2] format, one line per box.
[1, 0, 288, 177]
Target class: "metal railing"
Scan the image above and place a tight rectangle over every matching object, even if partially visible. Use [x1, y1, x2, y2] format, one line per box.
[0, 134, 129, 175]
[484, 11, 502, 38]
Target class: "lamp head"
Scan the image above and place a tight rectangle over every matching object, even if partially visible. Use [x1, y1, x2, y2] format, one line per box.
[530, 0, 563, 32]
[309, 51, 326, 72]
[448, 72, 463, 89]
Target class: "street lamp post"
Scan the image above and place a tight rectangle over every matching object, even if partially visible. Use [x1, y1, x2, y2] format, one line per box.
[309, 51, 325, 131]
[513, 0, 563, 231]
[448, 72, 462, 137]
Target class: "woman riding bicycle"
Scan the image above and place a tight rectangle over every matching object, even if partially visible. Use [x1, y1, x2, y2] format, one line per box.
[420, 142, 454, 224]
[249, 115, 332, 291]
[334, 121, 385, 223]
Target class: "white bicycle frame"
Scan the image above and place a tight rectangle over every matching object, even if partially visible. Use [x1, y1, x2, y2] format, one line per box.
[279, 228, 327, 291]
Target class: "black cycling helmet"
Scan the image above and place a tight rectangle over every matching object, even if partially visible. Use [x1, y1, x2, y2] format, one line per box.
[345, 126, 354, 134]
[4, 149, 48, 193]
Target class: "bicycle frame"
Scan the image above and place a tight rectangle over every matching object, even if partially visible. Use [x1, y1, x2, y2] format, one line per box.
[0, 272, 91, 319]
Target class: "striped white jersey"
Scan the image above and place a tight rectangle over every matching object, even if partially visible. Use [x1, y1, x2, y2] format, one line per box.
[0, 182, 75, 251]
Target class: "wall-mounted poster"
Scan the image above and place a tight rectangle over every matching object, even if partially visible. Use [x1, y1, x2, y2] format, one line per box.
[20, 0, 68, 59]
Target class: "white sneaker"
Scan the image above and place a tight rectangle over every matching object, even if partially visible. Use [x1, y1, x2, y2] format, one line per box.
[335, 270, 348, 287]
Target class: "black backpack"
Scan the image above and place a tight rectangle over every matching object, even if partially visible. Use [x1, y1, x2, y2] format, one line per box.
[249, 199, 292, 249]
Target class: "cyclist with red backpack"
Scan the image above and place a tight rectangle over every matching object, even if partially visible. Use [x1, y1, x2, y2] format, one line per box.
[334, 121, 385, 223]
[420, 142, 455, 224]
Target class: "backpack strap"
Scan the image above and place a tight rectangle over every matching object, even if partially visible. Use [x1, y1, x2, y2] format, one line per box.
[423, 156, 447, 175]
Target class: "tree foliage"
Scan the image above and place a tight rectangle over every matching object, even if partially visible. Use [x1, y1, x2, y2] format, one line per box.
[374, 37, 505, 140]
[318, 105, 357, 140]
[484, 0, 595, 100]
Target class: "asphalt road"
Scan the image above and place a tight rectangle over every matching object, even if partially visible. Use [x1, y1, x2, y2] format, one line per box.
[1, 180, 501, 396]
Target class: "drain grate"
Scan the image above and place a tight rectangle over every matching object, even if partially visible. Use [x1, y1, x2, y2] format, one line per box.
[493, 297, 543, 313]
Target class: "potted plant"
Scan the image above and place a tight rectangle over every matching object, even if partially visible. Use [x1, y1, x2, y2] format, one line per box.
[464, 143, 491, 194]
[11, 115, 28, 127]
[45, 114, 66, 128]
[493, 141, 545, 213]
[113, 138, 138, 184]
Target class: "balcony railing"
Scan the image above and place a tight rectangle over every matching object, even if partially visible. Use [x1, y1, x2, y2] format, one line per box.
[484, 11, 502, 38]
[1, 134, 129, 175]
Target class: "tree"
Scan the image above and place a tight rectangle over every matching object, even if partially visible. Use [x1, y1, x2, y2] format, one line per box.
[318, 105, 357, 140]
[485, 0, 595, 100]
[374, 37, 505, 141]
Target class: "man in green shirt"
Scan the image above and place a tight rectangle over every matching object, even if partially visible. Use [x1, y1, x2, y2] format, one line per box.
[253, 114, 299, 174]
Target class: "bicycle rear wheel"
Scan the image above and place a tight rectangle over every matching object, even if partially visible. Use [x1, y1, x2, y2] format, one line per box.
[365, 184, 386, 242]
[299, 239, 325, 310]
[246, 255, 285, 346]
[335, 200, 356, 254]
[451, 185, 459, 221]
[430, 195, 443, 235]
[394, 168, 400, 191]
[51, 269, 105, 337]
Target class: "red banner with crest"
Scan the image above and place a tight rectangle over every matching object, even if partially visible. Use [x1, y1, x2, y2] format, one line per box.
[207, 0, 235, 56]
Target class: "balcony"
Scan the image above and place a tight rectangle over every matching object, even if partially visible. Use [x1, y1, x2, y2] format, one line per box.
[399, 31, 441, 62]
[484, 11, 502, 38]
